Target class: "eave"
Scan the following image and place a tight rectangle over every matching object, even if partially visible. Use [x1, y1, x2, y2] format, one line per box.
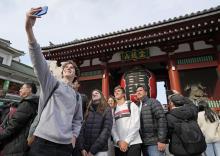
[42, 6, 220, 62]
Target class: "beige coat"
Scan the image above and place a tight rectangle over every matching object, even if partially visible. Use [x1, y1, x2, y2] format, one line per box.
[198, 111, 220, 143]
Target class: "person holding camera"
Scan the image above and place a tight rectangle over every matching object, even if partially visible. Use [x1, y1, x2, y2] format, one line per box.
[25, 7, 83, 156]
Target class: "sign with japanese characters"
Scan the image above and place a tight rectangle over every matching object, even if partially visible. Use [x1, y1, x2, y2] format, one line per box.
[121, 49, 150, 61]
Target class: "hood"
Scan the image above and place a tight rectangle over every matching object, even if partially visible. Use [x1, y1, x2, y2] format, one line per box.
[170, 105, 196, 120]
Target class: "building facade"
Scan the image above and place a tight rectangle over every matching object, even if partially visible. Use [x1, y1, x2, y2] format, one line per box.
[0, 38, 38, 103]
[42, 6, 220, 109]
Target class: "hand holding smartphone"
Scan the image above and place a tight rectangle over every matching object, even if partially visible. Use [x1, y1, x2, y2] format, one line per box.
[34, 6, 48, 17]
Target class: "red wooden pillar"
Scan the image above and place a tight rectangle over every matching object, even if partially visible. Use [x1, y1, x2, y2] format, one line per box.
[102, 67, 109, 98]
[168, 58, 181, 93]
[214, 52, 220, 97]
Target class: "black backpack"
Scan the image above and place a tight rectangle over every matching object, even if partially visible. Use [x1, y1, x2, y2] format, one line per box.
[173, 117, 207, 155]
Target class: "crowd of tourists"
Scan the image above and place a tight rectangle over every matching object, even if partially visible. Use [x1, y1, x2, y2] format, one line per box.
[0, 7, 219, 156]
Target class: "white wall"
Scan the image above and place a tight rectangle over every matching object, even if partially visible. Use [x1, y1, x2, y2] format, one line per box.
[156, 81, 167, 104]
[0, 49, 12, 66]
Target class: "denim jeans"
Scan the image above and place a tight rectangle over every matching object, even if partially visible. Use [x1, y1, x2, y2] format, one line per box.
[143, 145, 164, 156]
[27, 137, 72, 156]
[204, 141, 220, 156]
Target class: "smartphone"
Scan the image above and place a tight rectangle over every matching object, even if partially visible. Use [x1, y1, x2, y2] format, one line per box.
[34, 6, 48, 17]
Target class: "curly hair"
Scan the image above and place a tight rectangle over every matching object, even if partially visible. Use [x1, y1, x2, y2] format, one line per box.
[61, 60, 80, 78]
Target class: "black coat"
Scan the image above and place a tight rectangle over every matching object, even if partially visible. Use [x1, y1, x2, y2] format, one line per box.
[139, 96, 167, 145]
[0, 102, 18, 124]
[80, 93, 88, 116]
[77, 105, 113, 155]
[166, 105, 198, 156]
[0, 95, 38, 156]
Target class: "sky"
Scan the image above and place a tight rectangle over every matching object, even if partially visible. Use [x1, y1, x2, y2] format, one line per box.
[1, 0, 220, 103]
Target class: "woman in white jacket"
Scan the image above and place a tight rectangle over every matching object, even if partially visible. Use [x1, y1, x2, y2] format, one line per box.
[198, 100, 220, 156]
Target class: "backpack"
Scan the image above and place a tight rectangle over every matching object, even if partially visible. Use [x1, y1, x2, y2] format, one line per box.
[173, 117, 207, 155]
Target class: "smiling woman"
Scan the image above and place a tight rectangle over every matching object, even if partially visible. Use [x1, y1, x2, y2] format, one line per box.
[77, 89, 113, 156]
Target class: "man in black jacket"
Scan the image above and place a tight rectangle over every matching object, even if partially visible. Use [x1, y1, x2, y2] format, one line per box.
[166, 94, 201, 156]
[0, 82, 38, 156]
[136, 85, 167, 156]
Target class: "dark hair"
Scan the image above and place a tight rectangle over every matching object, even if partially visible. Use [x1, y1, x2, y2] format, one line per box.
[24, 82, 37, 94]
[136, 84, 148, 92]
[169, 94, 185, 107]
[61, 60, 80, 78]
[198, 100, 219, 123]
[114, 85, 125, 94]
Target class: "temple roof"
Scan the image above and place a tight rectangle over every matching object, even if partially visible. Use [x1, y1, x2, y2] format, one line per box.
[43, 5, 220, 50]
[42, 5, 220, 62]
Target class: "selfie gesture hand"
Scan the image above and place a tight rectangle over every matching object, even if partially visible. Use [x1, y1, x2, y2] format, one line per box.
[25, 7, 41, 30]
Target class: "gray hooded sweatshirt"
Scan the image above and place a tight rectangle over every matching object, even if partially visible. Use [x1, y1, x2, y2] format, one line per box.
[29, 41, 83, 144]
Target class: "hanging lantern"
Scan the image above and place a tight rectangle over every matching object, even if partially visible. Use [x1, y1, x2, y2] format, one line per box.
[120, 67, 157, 102]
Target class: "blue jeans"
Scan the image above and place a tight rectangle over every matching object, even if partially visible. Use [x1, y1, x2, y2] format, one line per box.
[204, 141, 220, 156]
[143, 145, 165, 156]
[27, 137, 72, 156]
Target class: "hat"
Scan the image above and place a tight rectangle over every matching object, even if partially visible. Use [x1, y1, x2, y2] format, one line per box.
[170, 94, 185, 107]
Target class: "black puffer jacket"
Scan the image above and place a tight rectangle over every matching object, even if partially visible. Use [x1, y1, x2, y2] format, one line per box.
[139, 96, 167, 145]
[0, 95, 38, 156]
[0, 102, 19, 124]
[166, 105, 198, 156]
[77, 105, 113, 155]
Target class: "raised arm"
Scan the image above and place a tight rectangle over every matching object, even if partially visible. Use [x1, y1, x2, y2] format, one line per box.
[25, 8, 39, 43]
[25, 8, 57, 99]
